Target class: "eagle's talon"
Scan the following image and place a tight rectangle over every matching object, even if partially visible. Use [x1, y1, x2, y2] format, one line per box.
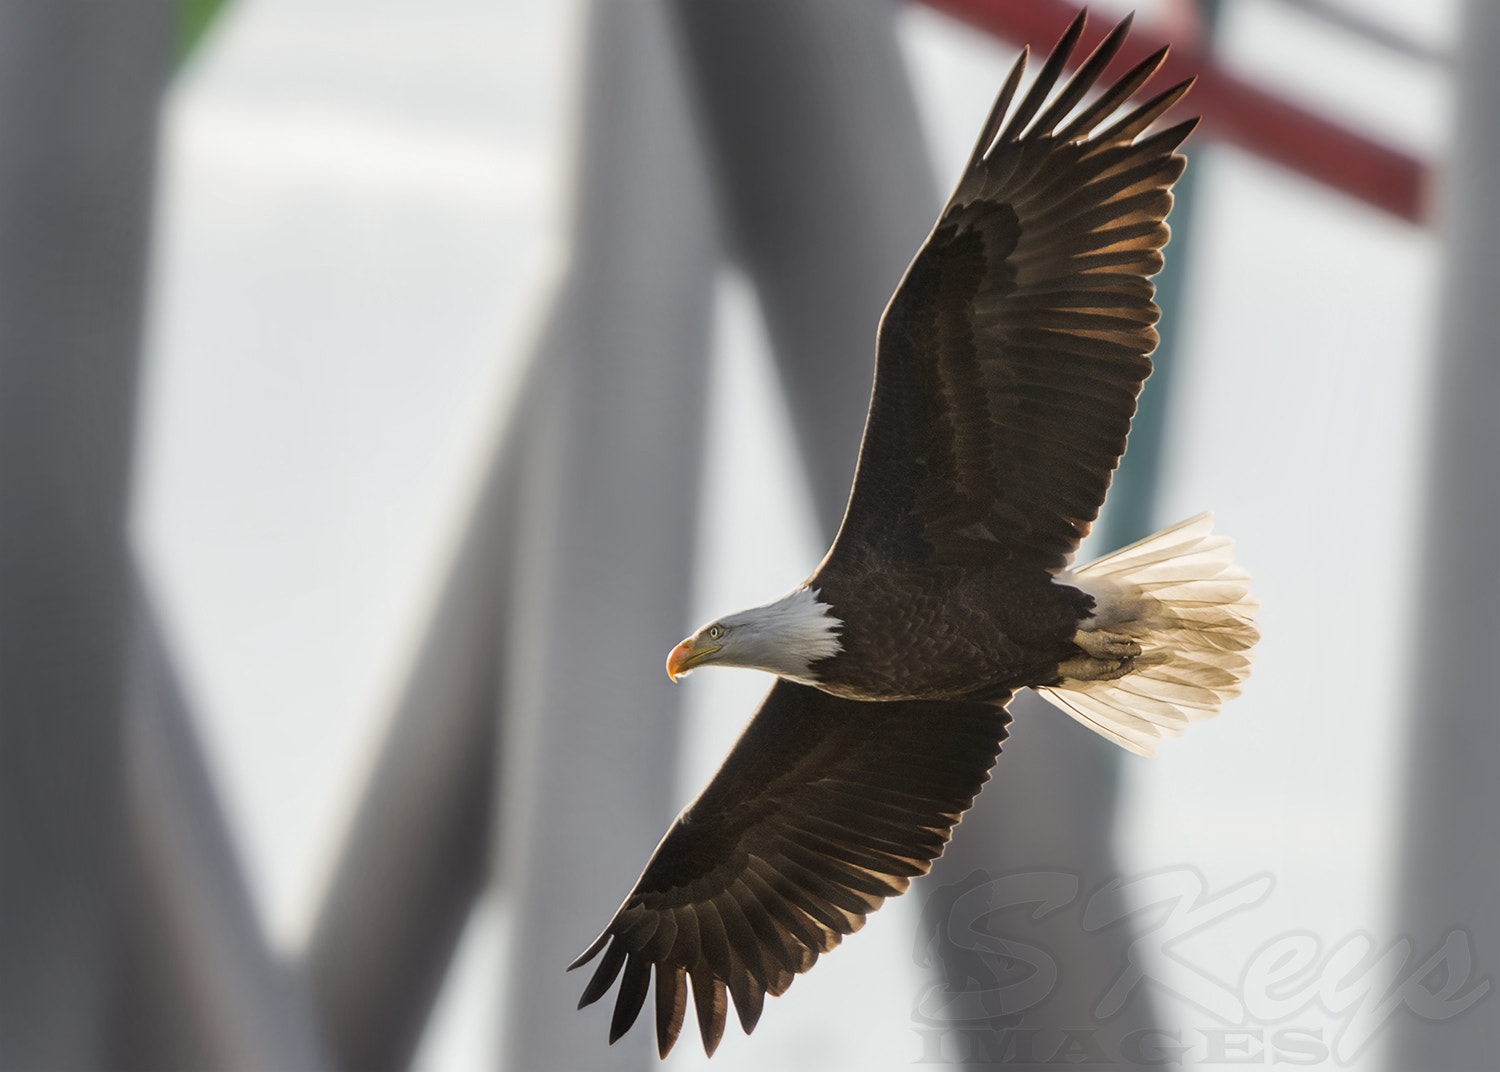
[1058, 654, 1135, 682]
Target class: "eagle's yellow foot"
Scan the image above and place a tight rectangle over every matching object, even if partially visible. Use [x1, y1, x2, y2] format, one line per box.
[1058, 629, 1141, 682]
[1058, 653, 1136, 682]
[1072, 629, 1142, 660]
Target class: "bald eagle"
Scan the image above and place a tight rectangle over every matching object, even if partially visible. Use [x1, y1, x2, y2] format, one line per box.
[571, 12, 1258, 1057]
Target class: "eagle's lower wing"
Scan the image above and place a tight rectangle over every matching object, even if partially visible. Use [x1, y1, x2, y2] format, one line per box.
[829, 13, 1195, 574]
[570, 680, 1010, 1057]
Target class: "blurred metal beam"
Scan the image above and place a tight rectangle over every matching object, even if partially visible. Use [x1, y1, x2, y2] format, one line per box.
[1388, 0, 1500, 1066]
[670, 0, 1159, 1058]
[0, 2, 168, 1067]
[117, 573, 330, 1072]
[1273, 0, 1449, 66]
[305, 363, 540, 1072]
[497, 0, 718, 1066]
[670, 0, 938, 532]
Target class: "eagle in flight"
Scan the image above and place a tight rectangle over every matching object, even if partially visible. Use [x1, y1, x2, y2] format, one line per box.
[571, 11, 1259, 1057]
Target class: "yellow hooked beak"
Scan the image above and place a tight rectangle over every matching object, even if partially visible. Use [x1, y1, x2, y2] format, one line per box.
[666, 637, 722, 682]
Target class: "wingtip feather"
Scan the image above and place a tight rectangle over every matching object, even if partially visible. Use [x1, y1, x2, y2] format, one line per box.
[577, 939, 628, 1010]
[567, 930, 611, 973]
[607, 956, 652, 1044]
[691, 971, 728, 1057]
[999, 8, 1089, 145]
[964, 47, 1029, 175]
[655, 964, 687, 1059]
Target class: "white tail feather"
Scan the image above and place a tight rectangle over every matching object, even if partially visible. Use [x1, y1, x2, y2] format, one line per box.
[1036, 513, 1260, 756]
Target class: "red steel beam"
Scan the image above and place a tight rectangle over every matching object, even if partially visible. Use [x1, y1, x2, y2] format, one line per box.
[920, 0, 1432, 224]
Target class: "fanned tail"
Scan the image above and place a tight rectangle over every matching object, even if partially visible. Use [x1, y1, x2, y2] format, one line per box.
[1037, 513, 1260, 756]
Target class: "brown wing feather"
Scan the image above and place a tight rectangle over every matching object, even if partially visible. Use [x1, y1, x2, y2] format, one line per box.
[827, 12, 1197, 575]
[569, 680, 1010, 1057]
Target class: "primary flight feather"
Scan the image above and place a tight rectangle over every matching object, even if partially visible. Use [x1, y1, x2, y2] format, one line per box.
[571, 12, 1259, 1057]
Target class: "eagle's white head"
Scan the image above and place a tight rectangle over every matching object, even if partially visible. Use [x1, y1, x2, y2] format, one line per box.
[666, 587, 843, 686]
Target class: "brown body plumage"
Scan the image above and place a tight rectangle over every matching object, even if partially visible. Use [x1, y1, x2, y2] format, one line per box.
[810, 566, 1090, 701]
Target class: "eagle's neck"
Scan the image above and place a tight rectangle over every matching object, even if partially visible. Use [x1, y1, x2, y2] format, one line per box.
[724, 587, 843, 684]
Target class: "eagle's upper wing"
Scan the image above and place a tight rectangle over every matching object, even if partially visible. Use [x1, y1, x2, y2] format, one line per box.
[826, 14, 1195, 575]
[570, 680, 1010, 1057]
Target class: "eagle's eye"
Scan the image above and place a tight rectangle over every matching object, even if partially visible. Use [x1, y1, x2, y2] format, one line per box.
[707, 625, 723, 641]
